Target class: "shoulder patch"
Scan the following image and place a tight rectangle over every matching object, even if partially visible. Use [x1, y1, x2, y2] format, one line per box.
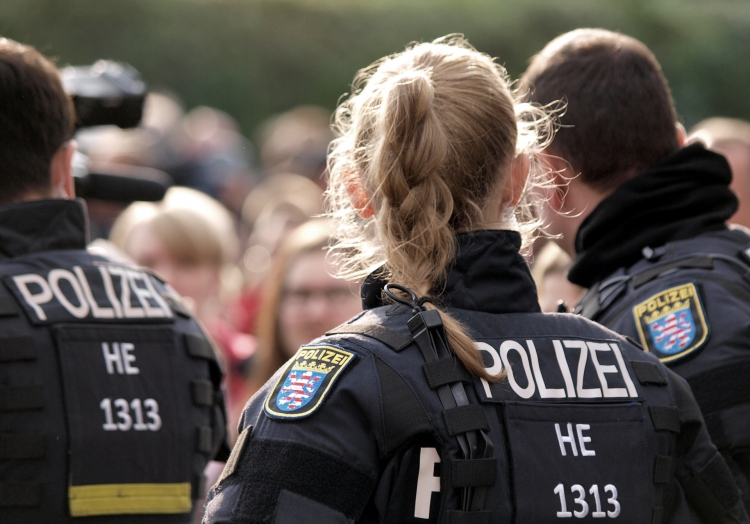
[632, 282, 709, 363]
[264, 344, 357, 419]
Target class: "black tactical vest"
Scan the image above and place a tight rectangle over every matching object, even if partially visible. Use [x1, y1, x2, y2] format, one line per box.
[0, 248, 227, 523]
[576, 228, 750, 512]
[205, 230, 746, 524]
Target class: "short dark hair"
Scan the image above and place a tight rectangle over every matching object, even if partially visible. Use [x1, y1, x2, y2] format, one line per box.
[0, 38, 74, 202]
[520, 28, 680, 191]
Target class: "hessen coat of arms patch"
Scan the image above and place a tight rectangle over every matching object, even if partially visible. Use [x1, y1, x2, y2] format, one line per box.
[632, 282, 709, 363]
[264, 344, 357, 419]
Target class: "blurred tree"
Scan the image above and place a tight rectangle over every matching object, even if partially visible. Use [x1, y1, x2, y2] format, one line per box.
[0, 0, 747, 136]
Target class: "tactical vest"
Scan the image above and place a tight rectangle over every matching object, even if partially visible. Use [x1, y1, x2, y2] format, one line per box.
[211, 297, 742, 523]
[0, 249, 227, 523]
[576, 228, 750, 511]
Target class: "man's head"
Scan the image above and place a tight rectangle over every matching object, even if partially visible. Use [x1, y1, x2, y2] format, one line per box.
[520, 29, 684, 255]
[0, 38, 76, 204]
[689, 118, 750, 228]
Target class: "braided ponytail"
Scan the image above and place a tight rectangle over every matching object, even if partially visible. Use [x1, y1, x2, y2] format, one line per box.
[327, 36, 554, 382]
[372, 71, 491, 379]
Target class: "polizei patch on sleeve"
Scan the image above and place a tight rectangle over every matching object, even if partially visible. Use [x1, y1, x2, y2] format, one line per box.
[264, 344, 357, 419]
[633, 282, 709, 363]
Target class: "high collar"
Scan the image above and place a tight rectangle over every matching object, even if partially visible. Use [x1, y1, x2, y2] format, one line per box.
[361, 229, 541, 314]
[0, 199, 88, 260]
[569, 144, 737, 287]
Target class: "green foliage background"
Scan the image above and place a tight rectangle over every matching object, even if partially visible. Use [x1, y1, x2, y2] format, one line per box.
[1, 0, 748, 138]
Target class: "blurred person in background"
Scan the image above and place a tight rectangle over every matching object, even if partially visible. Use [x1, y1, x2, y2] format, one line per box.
[74, 91, 184, 239]
[203, 35, 739, 524]
[522, 28, 750, 515]
[531, 241, 584, 312]
[0, 38, 228, 523]
[689, 118, 750, 230]
[249, 218, 362, 395]
[231, 172, 324, 335]
[256, 105, 333, 188]
[110, 186, 254, 430]
[173, 106, 259, 216]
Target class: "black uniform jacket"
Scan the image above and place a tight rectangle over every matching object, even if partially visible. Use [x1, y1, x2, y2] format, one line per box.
[0, 199, 228, 524]
[205, 229, 748, 524]
[573, 144, 750, 511]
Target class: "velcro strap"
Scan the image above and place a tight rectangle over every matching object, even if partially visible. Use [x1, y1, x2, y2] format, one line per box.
[688, 360, 750, 413]
[326, 324, 413, 352]
[423, 358, 473, 389]
[191, 380, 214, 407]
[0, 337, 35, 362]
[651, 507, 664, 524]
[679, 453, 741, 517]
[654, 455, 672, 484]
[0, 482, 42, 506]
[184, 334, 215, 360]
[0, 385, 44, 411]
[703, 411, 729, 449]
[451, 458, 496, 488]
[0, 296, 19, 317]
[197, 426, 213, 454]
[218, 425, 252, 486]
[630, 360, 667, 385]
[445, 510, 492, 524]
[443, 405, 489, 436]
[0, 434, 45, 459]
[650, 406, 680, 433]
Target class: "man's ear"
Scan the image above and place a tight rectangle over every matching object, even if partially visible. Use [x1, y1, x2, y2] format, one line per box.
[503, 153, 530, 208]
[50, 141, 77, 199]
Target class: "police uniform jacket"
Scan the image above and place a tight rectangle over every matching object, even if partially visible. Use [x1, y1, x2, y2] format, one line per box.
[204, 229, 747, 524]
[572, 144, 750, 512]
[0, 199, 229, 523]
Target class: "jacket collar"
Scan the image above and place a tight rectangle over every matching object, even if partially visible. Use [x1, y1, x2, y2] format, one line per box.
[362, 229, 541, 314]
[569, 144, 737, 288]
[0, 199, 88, 260]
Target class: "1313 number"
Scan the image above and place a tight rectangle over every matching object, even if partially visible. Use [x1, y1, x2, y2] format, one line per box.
[100, 397, 161, 431]
[554, 483, 620, 518]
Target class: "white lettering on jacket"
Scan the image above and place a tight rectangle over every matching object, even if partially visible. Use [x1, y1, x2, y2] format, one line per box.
[12, 266, 173, 321]
[476, 339, 637, 400]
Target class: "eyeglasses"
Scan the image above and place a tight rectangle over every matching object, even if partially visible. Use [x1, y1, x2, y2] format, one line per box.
[282, 287, 358, 307]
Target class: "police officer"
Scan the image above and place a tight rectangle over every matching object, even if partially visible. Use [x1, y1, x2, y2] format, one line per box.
[203, 36, 747, 523]
[0, 38, 228, 523]
[521, 28, 750, 513]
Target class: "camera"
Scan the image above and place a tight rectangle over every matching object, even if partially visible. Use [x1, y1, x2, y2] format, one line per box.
[61, 60, 147, 129]
[61, 60, 171, 202]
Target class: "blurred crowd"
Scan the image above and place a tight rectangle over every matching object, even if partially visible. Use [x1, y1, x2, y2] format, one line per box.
[77, 89, 750, 443]
[76, 97, 363, 436]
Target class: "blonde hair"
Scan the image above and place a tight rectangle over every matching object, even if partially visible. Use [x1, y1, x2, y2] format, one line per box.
[326, 35, 553, 381]
[110, 187, 240, 295]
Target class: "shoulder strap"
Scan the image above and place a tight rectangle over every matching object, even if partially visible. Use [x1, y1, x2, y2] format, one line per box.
[577, 245, 750, 322]
[379, 283, 495, 521]
[326, 323, 413, 352]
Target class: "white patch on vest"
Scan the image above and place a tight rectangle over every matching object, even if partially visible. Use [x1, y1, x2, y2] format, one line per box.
[414, 447, 441, 519]
[528, 340, 566, 398]
[13, 274, 53, 320]
[500, 340, 535, 399]
[476, 341, 502, 398]
[75, 266, 114, 318]
[12, 266, 173, 322]
[49, 269, 89, 318]
[481, 338, 638, 400]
